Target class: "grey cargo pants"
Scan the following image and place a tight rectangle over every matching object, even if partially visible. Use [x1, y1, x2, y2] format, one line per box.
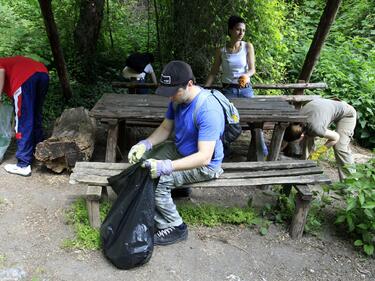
[144, 141, 223, 229]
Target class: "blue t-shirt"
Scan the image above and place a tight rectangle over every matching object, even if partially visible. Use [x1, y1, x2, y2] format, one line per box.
[165, 89, 225, 168]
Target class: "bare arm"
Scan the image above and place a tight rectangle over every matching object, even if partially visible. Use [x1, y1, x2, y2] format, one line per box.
[245, 42, 256, 77]
[150, 71, 158, 84]
[147, 118, 174, 146]
[205, 48, 222, 87]
[172, 140, 216, 171]
[323, 129, 340, 147]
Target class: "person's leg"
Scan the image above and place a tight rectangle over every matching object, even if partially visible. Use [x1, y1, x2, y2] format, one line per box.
[153, 165, 222, 245]
[136, 78, 149, 94]
[15, 76, 38, 168]
[4, 75, 38, 176]
[154, 165, 222, 229]
[238, 86, 254, 98]
[33, 73, 49, 145]
[221, 87, 238, 98]
[334, 106, 356, 181]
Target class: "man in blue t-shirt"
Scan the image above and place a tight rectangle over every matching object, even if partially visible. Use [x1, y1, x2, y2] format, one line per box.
[127, 60, 225, 246]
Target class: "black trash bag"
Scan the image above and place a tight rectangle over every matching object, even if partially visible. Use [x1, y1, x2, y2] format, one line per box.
[100, 162, 157, 269]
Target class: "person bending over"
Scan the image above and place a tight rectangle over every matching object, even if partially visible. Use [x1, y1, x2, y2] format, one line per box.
[283, 98, 357, 181]
[0, 56, 49, 176]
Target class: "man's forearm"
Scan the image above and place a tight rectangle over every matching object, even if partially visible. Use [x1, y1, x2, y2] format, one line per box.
[147, 119, 172, 146]
[172, 151, 210, 171]
[323, 129, 340, 147]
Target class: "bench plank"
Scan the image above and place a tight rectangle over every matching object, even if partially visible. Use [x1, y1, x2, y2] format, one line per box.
[73, 160, 316, 171]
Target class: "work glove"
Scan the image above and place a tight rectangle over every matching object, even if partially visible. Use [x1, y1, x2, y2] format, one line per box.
[308, 145, 328, 161]
[143, 159, 173, 179]
[128, 139, 152, 164]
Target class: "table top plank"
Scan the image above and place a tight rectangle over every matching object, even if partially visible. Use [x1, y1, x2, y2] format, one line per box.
[90, 93, 307, 123]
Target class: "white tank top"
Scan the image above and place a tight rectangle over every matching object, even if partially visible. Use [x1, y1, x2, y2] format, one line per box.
[221, 41, 248, 84]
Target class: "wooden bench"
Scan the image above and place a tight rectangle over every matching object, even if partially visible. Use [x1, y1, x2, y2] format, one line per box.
[69, 160, 331, 239]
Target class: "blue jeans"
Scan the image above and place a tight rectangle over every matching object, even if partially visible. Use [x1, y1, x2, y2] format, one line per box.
[221, 86, 254, 98]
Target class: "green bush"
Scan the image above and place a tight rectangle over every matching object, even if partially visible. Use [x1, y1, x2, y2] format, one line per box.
[333, 157, 375, 256]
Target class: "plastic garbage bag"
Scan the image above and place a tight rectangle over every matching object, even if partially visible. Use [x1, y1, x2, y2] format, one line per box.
[100, 162, 157, 269]
[0, 104, 13, 162]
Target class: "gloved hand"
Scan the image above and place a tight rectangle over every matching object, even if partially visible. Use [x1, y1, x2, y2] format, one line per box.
[128, 139, 152, 164]
[143, 159, 173, 179]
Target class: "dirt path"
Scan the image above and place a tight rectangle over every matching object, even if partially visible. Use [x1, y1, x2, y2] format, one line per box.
[0, 140, 374, 281]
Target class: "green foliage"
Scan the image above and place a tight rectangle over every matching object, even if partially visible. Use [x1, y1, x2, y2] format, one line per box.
[63, 199, 111, 250]
[332, 157, 375, 256]
[177, 202, 258, 227]
[0, 0, 373, 147]
[157, 0, 289, 86]
[262, 187, 328, 236]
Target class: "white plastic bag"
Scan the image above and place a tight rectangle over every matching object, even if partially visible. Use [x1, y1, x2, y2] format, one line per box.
[0, 103, 13, 162]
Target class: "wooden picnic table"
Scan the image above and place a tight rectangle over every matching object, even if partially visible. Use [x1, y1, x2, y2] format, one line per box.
[90, 93, 308, 163]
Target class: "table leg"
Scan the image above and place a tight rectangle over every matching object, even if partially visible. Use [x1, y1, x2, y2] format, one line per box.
[105, 119, 119, 163]
[268, 122, 289, 161]
[247, 123, 264, 161]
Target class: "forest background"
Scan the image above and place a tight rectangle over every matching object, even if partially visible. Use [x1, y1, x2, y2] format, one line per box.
[0, 0, 374, 148]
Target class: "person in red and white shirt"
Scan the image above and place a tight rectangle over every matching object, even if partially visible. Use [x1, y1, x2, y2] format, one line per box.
[0, 56, 49, 176]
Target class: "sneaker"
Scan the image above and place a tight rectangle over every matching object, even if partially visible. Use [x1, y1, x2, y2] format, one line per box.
[4, 164, 31, 177]
[171, 187, 192, 198]
[154, 223, 188, 246]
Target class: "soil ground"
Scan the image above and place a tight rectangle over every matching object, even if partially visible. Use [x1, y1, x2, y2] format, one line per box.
[0, 126, 374, 281]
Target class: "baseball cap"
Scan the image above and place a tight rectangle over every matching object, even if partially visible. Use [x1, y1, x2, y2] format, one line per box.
[155, 61, 195, 97]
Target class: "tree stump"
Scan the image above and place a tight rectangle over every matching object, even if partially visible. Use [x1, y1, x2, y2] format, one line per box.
[35, 107, 96, 173]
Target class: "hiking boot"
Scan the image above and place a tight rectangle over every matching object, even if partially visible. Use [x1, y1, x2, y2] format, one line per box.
[154, 223, 188, 246]
[4, 164, 31, 177]
[171, 187, 191, 198]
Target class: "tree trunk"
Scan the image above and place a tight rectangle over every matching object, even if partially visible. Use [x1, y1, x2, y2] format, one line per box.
[35, 107, 97, 173]
[38, 0, 73, 100]
[74, 0, 105, 82]
[295, 0, 342, 94]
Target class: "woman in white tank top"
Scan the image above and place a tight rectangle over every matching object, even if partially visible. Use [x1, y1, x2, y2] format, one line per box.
[205, 15, 268, 156]
[205, 15, 255, 98]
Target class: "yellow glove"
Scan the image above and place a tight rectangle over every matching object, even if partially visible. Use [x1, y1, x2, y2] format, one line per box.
[309, 145, 328, 161]
[128, 140, 152, 164]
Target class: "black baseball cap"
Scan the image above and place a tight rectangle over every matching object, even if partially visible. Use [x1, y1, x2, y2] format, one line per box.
[155, 60, 195, 97]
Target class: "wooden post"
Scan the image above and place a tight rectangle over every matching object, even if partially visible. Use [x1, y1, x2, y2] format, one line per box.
[86, 185, 102, 229]
[104, 119, 119, 163]
[247, 123, 265, 161]
[268, 122, 289, 161]
[290, 185, 313, 239]
[295, 0, 342, 95]
[38, 0, 73, 100]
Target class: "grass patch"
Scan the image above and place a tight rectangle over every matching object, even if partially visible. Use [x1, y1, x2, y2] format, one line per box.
[63, 199, 267, 250]
[177, 202, 259, 227]
[63, 198, 112, 250]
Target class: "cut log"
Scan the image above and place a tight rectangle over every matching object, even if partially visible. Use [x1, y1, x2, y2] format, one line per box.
[35, 107, 96, 173]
